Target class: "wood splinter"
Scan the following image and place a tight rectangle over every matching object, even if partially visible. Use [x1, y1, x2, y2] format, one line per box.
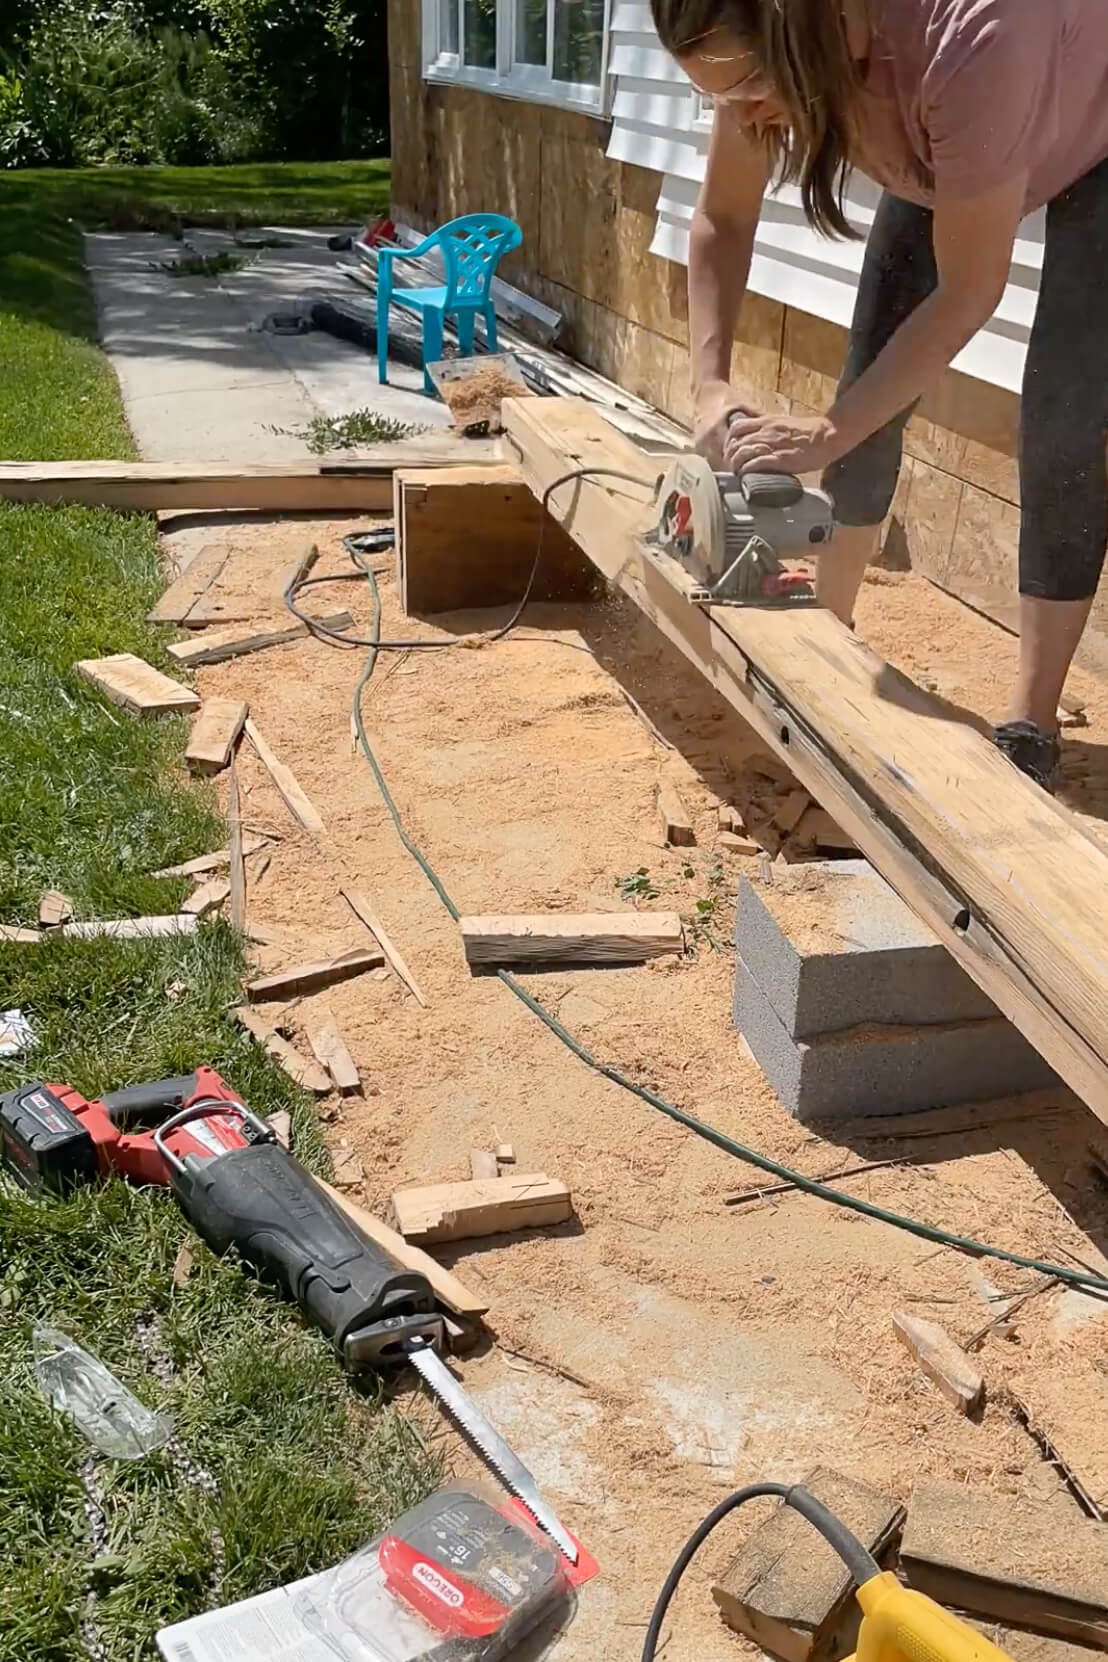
[892, 1310, 985, 1414]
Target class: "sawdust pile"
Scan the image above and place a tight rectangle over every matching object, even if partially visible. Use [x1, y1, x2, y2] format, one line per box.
[169, 513, 1108, 1662]
[439, 362, 533, 431]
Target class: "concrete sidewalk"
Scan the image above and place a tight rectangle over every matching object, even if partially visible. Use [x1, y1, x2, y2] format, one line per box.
[86, 225, 451, 461]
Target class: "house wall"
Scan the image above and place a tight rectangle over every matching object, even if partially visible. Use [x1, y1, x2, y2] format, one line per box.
[389, 0, 1108, 652]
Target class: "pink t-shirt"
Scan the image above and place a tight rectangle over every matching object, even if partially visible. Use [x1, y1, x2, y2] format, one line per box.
[854, 0, 1108, 211]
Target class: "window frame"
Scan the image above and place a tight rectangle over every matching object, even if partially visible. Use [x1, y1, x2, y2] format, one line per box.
[422, 0, 612, 114]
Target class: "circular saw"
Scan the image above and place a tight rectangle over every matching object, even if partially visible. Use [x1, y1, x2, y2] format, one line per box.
[645, 456, 835, 607]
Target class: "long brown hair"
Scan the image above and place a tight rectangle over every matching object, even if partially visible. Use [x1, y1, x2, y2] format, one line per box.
[650, 0, 863, 238]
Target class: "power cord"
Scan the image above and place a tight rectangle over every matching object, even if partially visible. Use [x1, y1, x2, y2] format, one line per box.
[640, 1485, 880, 1662]
[282, 476, 1108, 1301]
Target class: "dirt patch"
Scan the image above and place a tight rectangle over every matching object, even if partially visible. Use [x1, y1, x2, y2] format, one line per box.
[164, 517, 1108, 1660]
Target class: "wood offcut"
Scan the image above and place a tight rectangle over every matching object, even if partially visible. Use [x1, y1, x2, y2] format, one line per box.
[147, 543, 229, 624]
[389, 1173, 573, 1245]
[244, 720, 326, 835]
[658, 781, 695, 847]
[460, 911, 684, 966]
[712, 1466, 904, 1662]
[901, 1481, 1108, 1647]
[186, 697, 248, 774]
[38, 890, 73, 928]
[892, 1310, 985, 1414]
[76, 653, 200, 717]
[233, 1006, 331, 1094]
[168, 612, 352, 667]
[307, 1013, 361, 1095]
[246, 947, 383, 1001]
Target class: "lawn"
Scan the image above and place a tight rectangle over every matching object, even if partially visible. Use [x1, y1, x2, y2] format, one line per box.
[0, 159, 440, 1662]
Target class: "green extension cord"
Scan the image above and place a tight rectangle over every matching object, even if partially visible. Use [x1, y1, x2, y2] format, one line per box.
[339, 537, 1108, 1301]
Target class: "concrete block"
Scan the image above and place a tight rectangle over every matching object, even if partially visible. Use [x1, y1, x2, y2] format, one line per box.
[736, 862, 997, 1039]
[735, 956, 1057, 1122]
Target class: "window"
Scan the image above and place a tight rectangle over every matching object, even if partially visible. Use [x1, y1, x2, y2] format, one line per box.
[425, 0, 609, 110]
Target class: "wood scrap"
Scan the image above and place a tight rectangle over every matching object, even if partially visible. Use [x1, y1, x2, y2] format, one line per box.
[60, 915, 199, 940]
[496, 1144, 516, 1166]
[712, 1466, 903, 1662]
[276, 544, 320, 607]
[153, 837, 266, 880]
[1059, 706, 1089, 731]
[38, 890, 73, 928]
[340, 886, 427, 1005]
[181, 877, 231, 918]
[460, 912, 684, 966]
[267, 1109, 292, 1149]
[244, 720, 325, 835]
[246, 947, 383, 1001]
[307, 1013, 361, 1095]
[658, 782, 695, 847]
[147, 543, 229, 624]
[719, 831, 761, 854]
[900, 1480, 1108, 1646]
[331, 1145, 366, 1188]
[318, 1177, 489, 1318]
[167, 610, 352, 667]
[469, 1150, 499, 1181]
[388, 1172, 572, 1245]
[718, 804, 746, 833]
[227, 762, 246, 933]
[172, 1244, 195, 1286]
[774, 789, 812, 835]
[0, 453, 488, 512]
[185, 697, 248, 774]
[891, 1310, 984, 1414]
[75, 653, 200, 717]
[791, 806, 857, 853]
[233, 1006, 331, 1094]
[0, 925, 42, 944]
[1060, 691, 1087, 718]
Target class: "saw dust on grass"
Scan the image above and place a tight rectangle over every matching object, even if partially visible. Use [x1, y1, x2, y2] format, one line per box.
[179, 516, 1108, 1660]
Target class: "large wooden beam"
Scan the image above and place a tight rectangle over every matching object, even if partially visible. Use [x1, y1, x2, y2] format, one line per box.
[0, 442, 502, 513]
[502, 395, 1108, 1123]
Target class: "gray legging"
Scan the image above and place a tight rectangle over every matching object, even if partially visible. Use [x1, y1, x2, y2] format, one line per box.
[822, 153, 1108, 601]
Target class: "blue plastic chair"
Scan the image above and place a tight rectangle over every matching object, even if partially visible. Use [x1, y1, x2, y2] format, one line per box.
[376, 213, 523, 394]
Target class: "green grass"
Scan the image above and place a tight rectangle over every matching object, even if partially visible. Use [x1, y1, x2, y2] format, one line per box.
[0, 159, 440, 1661]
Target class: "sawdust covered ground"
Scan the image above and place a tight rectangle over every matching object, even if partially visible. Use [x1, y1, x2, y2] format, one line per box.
[177, 517, 1108, 1661]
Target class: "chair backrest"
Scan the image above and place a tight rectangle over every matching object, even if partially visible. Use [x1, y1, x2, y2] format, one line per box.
[433, 214, 523, 306]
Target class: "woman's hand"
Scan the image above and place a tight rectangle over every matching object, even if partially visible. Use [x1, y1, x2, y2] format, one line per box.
[694, 381, 760, 468]
[723, 411, 844, 477]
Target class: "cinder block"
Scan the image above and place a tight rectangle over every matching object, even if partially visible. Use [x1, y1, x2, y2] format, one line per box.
[735, 956, 1057, 1122]
[736, 862, 997, 1039]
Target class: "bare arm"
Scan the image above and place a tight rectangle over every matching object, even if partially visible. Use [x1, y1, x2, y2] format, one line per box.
[726, 175, 1026, 474]
[688, 109, 769, 457]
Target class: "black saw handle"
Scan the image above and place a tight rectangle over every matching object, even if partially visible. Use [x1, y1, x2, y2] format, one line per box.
[168, 1139, 440, 1368]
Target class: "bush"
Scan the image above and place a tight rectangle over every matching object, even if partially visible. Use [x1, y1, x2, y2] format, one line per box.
[0, 0, 388, 169]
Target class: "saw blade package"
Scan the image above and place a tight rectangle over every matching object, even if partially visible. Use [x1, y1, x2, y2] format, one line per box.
[157, 1482, 596, 1662]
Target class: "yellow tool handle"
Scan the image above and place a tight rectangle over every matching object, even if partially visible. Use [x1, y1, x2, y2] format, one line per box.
[852, 1573, 1015, 1662]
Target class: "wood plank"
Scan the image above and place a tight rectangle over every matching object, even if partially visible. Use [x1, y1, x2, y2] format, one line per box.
[233, 1006, 332, 1094]
[460, 911, 684, 966]
[244, 719, 326, 836]
[246, 947, 383, 1001]
[0, 925, 42, 944]
[892, 1310, 984, 1414]
[186, 697, 248, 774]
[152, 836, 266, 880]
[38, 890, 73, 928]
[60, 915, 199, 940]
[394, 465, 593, 615]
[275, 544, 320, 608]
[0, 448, 499, 512]
[167, 610, 352, 667]
[901, 1481, 1108, 1647]
[318, 1178, 489, 1318]
[307, 1012, 362, 1094]
[658, 782, 695, 846]
[502, 396, 1108, 1122]
[181, 876, 231, 917]
[469, 1150, 499, 1180]
[340, 886, 428, 1006]
[388, 1172, 572, 1245]
[227, 762, 246, 934]
[75, 653, 200, 717]
[147, 544, 229, 624]
[712, 1466, 904, 1662]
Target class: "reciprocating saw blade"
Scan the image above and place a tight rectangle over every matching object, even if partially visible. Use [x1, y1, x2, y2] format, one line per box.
[406, 1341, 579, 1565]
